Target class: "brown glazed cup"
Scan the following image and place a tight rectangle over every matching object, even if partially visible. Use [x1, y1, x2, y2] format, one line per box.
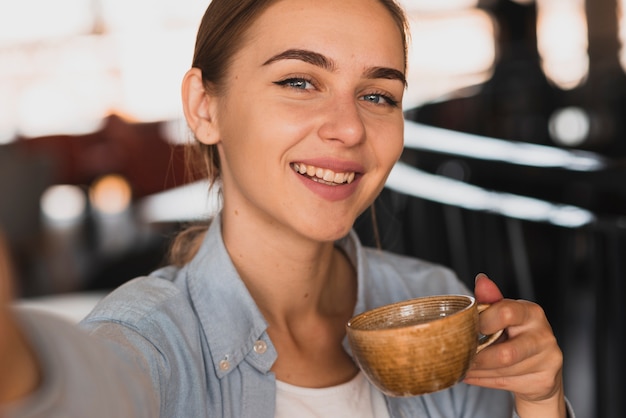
[346, 294, 503, 397]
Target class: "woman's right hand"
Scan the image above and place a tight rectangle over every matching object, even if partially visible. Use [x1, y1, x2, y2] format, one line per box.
[0, 231, 40, 403]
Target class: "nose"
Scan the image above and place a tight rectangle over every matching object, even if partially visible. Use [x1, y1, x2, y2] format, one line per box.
[317, 95, 366, 146]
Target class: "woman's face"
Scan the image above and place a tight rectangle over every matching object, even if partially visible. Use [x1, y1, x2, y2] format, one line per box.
[213, 0, 406, 242]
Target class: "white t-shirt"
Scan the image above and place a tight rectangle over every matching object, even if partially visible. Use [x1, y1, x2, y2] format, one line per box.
[275, 371, 391, 418]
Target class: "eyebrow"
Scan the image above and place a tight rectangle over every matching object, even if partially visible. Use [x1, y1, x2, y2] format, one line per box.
[262, 48, 407, 87]
[364, 67, 407, 87]
[263, 49, 335, 71]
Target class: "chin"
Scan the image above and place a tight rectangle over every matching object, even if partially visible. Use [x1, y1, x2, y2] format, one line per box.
[303, 222, 353, 243]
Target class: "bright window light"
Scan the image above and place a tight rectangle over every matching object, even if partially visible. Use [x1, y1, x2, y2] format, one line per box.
[537, 0, 589, 90]
[405, 10, 496, 107]
[115, 29, 195, 122]
[0, 0, 93, 45]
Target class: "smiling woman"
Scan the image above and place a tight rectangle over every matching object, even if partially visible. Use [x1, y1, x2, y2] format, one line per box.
[0, 1, 571, 417]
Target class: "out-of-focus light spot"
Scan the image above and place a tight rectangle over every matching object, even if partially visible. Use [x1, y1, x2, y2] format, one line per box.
[409, 11, 495, 76]
[90, 175, 132, 215]
[405, 10, 496, 107]
[41, 185, 87, 224]
[549, 107, 590, 147]
[537, 0, 589, 90]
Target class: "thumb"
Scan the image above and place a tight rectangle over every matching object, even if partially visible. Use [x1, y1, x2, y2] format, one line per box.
[474, 273, 504, 304]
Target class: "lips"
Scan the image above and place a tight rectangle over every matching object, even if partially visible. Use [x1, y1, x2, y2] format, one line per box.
[291, 162, 357, 186]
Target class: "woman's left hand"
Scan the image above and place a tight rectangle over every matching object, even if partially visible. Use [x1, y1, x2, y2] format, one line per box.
[463, 273, 567, 418]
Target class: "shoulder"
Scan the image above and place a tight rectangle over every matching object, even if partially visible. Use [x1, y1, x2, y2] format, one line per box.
[81, 265, 194, 334]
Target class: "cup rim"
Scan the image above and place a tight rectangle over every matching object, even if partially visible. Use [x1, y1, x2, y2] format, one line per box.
[346, 294, 476, 332]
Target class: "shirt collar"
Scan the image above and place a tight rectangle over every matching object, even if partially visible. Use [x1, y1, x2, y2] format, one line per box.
[184, 214, 273, 378]
[183, 212, 367, 377]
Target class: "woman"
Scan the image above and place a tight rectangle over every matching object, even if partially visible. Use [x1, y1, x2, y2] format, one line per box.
[0, 0, 571, 416]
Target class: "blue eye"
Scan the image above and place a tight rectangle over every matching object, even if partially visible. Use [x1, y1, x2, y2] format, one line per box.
[274, 77, 314, 90]
[361, 93, 398, 107]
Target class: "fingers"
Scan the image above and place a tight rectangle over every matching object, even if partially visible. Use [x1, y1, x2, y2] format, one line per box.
[473, 273, 503, 304]
[469, 326, 559, 372]
[465, 296, 564, 404]
[479, 297, 550, 334]
[476, 300, 558, 370]
[469, 274, 566, 413]
[464, 344, 563, 402]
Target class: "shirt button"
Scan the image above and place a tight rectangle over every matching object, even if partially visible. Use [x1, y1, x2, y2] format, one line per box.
[253, 340, 267, 354]
[219, 360, 231, 371]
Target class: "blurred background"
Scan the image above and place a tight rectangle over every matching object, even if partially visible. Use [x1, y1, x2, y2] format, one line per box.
[1, 0, 625, 416]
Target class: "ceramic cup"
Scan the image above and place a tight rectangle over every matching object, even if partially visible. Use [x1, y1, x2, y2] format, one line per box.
[346, 294, 503, 397]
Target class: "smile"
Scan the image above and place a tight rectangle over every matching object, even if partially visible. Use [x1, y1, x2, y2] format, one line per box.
[291, 163, 356, 186]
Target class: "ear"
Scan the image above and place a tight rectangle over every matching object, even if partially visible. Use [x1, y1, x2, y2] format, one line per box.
[181, 68, 220, 145]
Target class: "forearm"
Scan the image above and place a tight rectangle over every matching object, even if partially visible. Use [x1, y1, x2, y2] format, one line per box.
[0, 310, 40, 403]
[1, 308, 159, 418]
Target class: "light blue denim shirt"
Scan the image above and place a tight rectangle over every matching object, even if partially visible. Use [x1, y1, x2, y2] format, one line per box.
[5, 213, 574, 417]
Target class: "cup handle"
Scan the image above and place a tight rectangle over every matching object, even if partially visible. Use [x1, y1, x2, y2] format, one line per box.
[476, 303, 504, 353]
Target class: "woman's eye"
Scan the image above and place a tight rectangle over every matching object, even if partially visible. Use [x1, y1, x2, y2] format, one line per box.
[361, 93, 398, 107]
[274, 77, 314, 90]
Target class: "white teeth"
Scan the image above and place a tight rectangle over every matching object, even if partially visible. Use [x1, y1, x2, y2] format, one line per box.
[291, 163, 356, 185]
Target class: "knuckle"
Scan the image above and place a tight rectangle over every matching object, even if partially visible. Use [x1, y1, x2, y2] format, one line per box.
[497, 345, 517, 366]
[549, 346, 564, 368]
[498, 304, 516, 324]
[527, 302, 546, 319]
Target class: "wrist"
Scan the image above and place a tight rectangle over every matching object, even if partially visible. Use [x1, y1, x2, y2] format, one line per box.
[515, 389, 567, 418]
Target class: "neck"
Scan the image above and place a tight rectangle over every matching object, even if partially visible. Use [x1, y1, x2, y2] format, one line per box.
[220, 208, 356, 327]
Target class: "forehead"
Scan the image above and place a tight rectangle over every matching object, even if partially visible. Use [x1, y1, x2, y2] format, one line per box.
[239, 0, 406, 70]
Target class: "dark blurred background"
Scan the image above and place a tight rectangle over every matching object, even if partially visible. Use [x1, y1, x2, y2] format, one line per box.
[1, 1, 624, 416]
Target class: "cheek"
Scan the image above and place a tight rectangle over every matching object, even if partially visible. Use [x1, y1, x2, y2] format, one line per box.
[242, 102, 318, 155]
[218, 102, 313, 173]
[371, 120, 404, 166]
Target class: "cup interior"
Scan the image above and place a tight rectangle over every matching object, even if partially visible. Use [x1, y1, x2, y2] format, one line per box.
[348, 295, 474, 331]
